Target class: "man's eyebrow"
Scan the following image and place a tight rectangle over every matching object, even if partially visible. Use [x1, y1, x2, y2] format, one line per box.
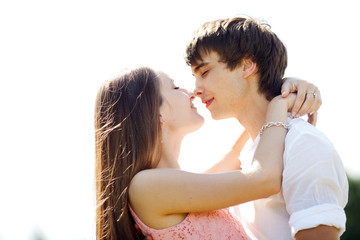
[193, 62, 209, 73]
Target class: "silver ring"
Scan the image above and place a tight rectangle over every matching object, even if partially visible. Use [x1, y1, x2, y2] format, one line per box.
[307, 92, 316, 97]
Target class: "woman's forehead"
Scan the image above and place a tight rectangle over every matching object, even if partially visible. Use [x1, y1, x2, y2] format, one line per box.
[157, 71, 174, 86]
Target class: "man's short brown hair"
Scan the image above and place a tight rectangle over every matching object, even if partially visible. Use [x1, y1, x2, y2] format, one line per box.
[185, 17, 287, 101]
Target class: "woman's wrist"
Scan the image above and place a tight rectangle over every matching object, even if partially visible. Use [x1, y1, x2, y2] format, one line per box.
[269, 94, 297, 112]
[268, 96, 288, 116]
[262, 96, 288, 134]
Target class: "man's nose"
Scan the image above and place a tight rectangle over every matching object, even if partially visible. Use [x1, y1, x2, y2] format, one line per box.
[193, 87, 204, 96]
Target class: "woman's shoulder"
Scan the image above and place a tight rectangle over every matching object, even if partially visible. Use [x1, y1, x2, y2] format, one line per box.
[129, 168, 182, 204]
[129, 169, 161, 223]
[131, 168, 180, 189]
[129, 168, 188, 229]
[132, 167, 192, 185]
[129, 169, 156, 198]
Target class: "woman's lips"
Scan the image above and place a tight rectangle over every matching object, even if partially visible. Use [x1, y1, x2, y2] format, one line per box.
[191, 103, 197, 109]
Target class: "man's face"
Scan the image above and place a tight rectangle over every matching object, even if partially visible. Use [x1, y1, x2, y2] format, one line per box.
[191, 51, 249, 120]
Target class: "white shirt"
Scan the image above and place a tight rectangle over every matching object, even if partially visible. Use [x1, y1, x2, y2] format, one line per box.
[232, 117, 348, 240]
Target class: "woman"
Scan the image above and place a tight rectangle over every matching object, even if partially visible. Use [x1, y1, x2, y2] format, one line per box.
[95, 67, 319, 239]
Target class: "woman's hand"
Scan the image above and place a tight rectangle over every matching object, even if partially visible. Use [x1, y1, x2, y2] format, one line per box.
[281, 78, 321, 126]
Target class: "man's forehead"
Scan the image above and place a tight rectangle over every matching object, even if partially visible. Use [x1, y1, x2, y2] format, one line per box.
[191, 51, 222, 70]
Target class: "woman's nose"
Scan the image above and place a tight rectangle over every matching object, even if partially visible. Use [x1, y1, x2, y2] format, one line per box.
[189, 91, 196, 101]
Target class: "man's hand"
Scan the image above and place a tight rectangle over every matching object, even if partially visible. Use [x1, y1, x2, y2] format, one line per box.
[281, 78, 322, 126]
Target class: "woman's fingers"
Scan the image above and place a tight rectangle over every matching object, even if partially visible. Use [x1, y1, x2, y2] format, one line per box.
[307, 111, 318, 126]
[292, 85, 322, 118]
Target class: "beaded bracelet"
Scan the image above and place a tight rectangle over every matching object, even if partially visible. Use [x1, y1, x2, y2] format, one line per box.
[259, 121, 288, 136]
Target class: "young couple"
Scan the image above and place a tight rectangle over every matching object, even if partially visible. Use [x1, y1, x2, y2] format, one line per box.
[95, 17, 348, 240]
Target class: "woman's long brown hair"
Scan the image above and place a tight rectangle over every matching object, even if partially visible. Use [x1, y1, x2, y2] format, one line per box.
[95, 67, 163, 239]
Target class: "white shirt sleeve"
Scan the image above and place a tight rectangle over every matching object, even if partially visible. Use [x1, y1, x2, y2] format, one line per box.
[283, 127, 348, 238]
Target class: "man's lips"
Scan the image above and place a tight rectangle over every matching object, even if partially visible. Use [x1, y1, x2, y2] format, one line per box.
[202, 98, 214, 108]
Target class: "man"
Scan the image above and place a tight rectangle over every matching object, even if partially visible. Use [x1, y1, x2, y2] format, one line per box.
[186, 17, 348, 239]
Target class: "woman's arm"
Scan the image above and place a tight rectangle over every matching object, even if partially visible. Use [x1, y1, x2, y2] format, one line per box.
[130, 95, 295, 217]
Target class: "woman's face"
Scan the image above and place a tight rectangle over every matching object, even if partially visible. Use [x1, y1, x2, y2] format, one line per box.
[158, 71, 204, 134]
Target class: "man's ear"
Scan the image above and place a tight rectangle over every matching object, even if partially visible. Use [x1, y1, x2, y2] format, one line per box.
[242, 58, 257, 79]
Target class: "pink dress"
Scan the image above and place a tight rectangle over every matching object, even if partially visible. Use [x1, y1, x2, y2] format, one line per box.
[129, 206, 248, 239]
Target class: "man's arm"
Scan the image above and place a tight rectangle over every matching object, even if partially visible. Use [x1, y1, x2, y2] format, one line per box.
[295, 225, 340, 240]
[283, 128, 348, 239]
[204, 130, 249, 173]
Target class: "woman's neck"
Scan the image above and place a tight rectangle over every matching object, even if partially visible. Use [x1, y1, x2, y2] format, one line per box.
[156, 131, 183, 169]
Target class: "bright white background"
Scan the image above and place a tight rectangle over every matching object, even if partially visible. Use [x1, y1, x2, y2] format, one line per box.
[0, 0, 359, 239]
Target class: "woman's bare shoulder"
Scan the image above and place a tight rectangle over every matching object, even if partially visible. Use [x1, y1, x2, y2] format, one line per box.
[129, 168, 186, 220]
[131, 168, 182, 186]
[129, 168, 184, 202]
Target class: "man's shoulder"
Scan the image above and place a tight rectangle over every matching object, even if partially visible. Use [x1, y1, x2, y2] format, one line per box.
[287, 117, 321, 134]
[285, 117, 335, 152]
[285, 118, 333, 146]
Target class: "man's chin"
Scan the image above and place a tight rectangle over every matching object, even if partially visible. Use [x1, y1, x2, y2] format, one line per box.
[210, 111, 229, 121]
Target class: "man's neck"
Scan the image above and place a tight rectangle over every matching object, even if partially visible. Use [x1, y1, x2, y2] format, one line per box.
[236, 95, 269, 141]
